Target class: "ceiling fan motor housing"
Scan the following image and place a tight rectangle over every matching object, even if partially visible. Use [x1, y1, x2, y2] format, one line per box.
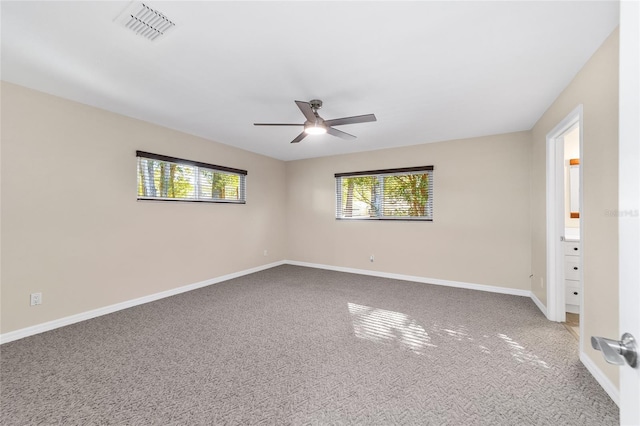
[309, 99, 323, 112]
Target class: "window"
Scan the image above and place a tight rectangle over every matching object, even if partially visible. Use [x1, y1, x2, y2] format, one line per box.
[136, 151, 246, 203]
[335, 166, 433, 220]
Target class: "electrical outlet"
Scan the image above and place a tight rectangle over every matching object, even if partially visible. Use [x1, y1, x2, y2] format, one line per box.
[539, 277, 544, 288]
[263, 249, 268, 257]
[370, 254, 375, 263]
[30, 292, 42, 306]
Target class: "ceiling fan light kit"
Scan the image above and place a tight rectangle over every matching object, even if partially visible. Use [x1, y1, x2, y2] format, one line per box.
[254, 99, 376, 144]
[304, 122, 327, 135]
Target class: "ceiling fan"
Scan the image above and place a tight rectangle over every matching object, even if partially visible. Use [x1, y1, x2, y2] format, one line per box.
[254, 100, 377, 144]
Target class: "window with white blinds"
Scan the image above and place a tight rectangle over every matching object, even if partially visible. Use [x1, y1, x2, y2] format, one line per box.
[136, 151, 246, 203]
[335, 166, 433, 220]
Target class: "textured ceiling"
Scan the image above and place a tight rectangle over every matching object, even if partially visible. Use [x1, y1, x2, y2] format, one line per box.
[1, 1, 620, 161]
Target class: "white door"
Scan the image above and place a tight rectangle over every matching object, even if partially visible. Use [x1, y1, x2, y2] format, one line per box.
[618, 1, 639, 424]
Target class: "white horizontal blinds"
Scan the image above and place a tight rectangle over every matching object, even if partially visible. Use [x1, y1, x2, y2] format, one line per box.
[196, 169, 245, 201]
[136, 151, 246, 203]
[381, 171, 432, 218]
[337, 175, 380, 218]
[335, 167, 433, 220]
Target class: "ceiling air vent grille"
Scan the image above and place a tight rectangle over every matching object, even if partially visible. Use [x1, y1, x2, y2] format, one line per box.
[123, 3, 175, 41]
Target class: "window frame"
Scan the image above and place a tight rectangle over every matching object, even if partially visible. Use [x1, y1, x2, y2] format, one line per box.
[136, 151, 247, 204]
[335, 166, 433, 221]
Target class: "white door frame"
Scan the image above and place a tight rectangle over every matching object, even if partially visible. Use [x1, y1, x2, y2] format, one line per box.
[618, 0, 640, 422]
[545, 105, 583, 324]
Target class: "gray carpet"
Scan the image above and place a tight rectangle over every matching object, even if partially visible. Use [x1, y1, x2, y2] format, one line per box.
[1, 265, 618, 425]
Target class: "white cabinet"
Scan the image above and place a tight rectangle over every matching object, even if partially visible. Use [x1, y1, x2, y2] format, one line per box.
[565, 257, 580, 280]
[564, 240, 581, 313]
[564, 241, 581, 256]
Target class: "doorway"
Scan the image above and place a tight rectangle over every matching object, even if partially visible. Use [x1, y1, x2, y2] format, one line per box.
[545, 105, 583, 332]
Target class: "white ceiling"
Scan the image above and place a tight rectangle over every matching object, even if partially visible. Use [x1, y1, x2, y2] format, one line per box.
[1, 1, 619, 161]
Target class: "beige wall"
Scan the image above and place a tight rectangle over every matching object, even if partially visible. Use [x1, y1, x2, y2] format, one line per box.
[530, 29, 619, 384]
[1, 82, 287, 334]
[286, 132, 532, 290]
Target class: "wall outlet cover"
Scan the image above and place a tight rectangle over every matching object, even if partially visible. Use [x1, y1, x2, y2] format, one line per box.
[30, 292, 42, 306]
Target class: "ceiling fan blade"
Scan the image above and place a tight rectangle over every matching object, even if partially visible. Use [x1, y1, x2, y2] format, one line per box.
[326, 127, 357, 140]
[295, 100, 317, 122]
[291, 132, 307, 144]
[254, 123, 303, 126]
[324, 114, 377, 127]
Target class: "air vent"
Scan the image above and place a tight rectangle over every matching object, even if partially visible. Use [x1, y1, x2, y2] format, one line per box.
[120, 3, 175, 41]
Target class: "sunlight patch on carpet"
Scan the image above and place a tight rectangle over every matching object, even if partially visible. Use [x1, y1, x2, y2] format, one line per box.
[347, 303, 436, 354]
[497, 333, 550, 368]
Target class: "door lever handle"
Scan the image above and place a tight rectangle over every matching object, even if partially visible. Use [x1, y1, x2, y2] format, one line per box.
[591, 333, 638, 368]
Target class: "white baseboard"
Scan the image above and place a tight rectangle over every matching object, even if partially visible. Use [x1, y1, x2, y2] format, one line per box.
[565, 304, 580, 314]
[530, 291, 548, 317]
[0, 261, 285, 345]
[284, 260, 531, 297]
[580, 351, 620, 406]
[0, 260, 534, 344]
